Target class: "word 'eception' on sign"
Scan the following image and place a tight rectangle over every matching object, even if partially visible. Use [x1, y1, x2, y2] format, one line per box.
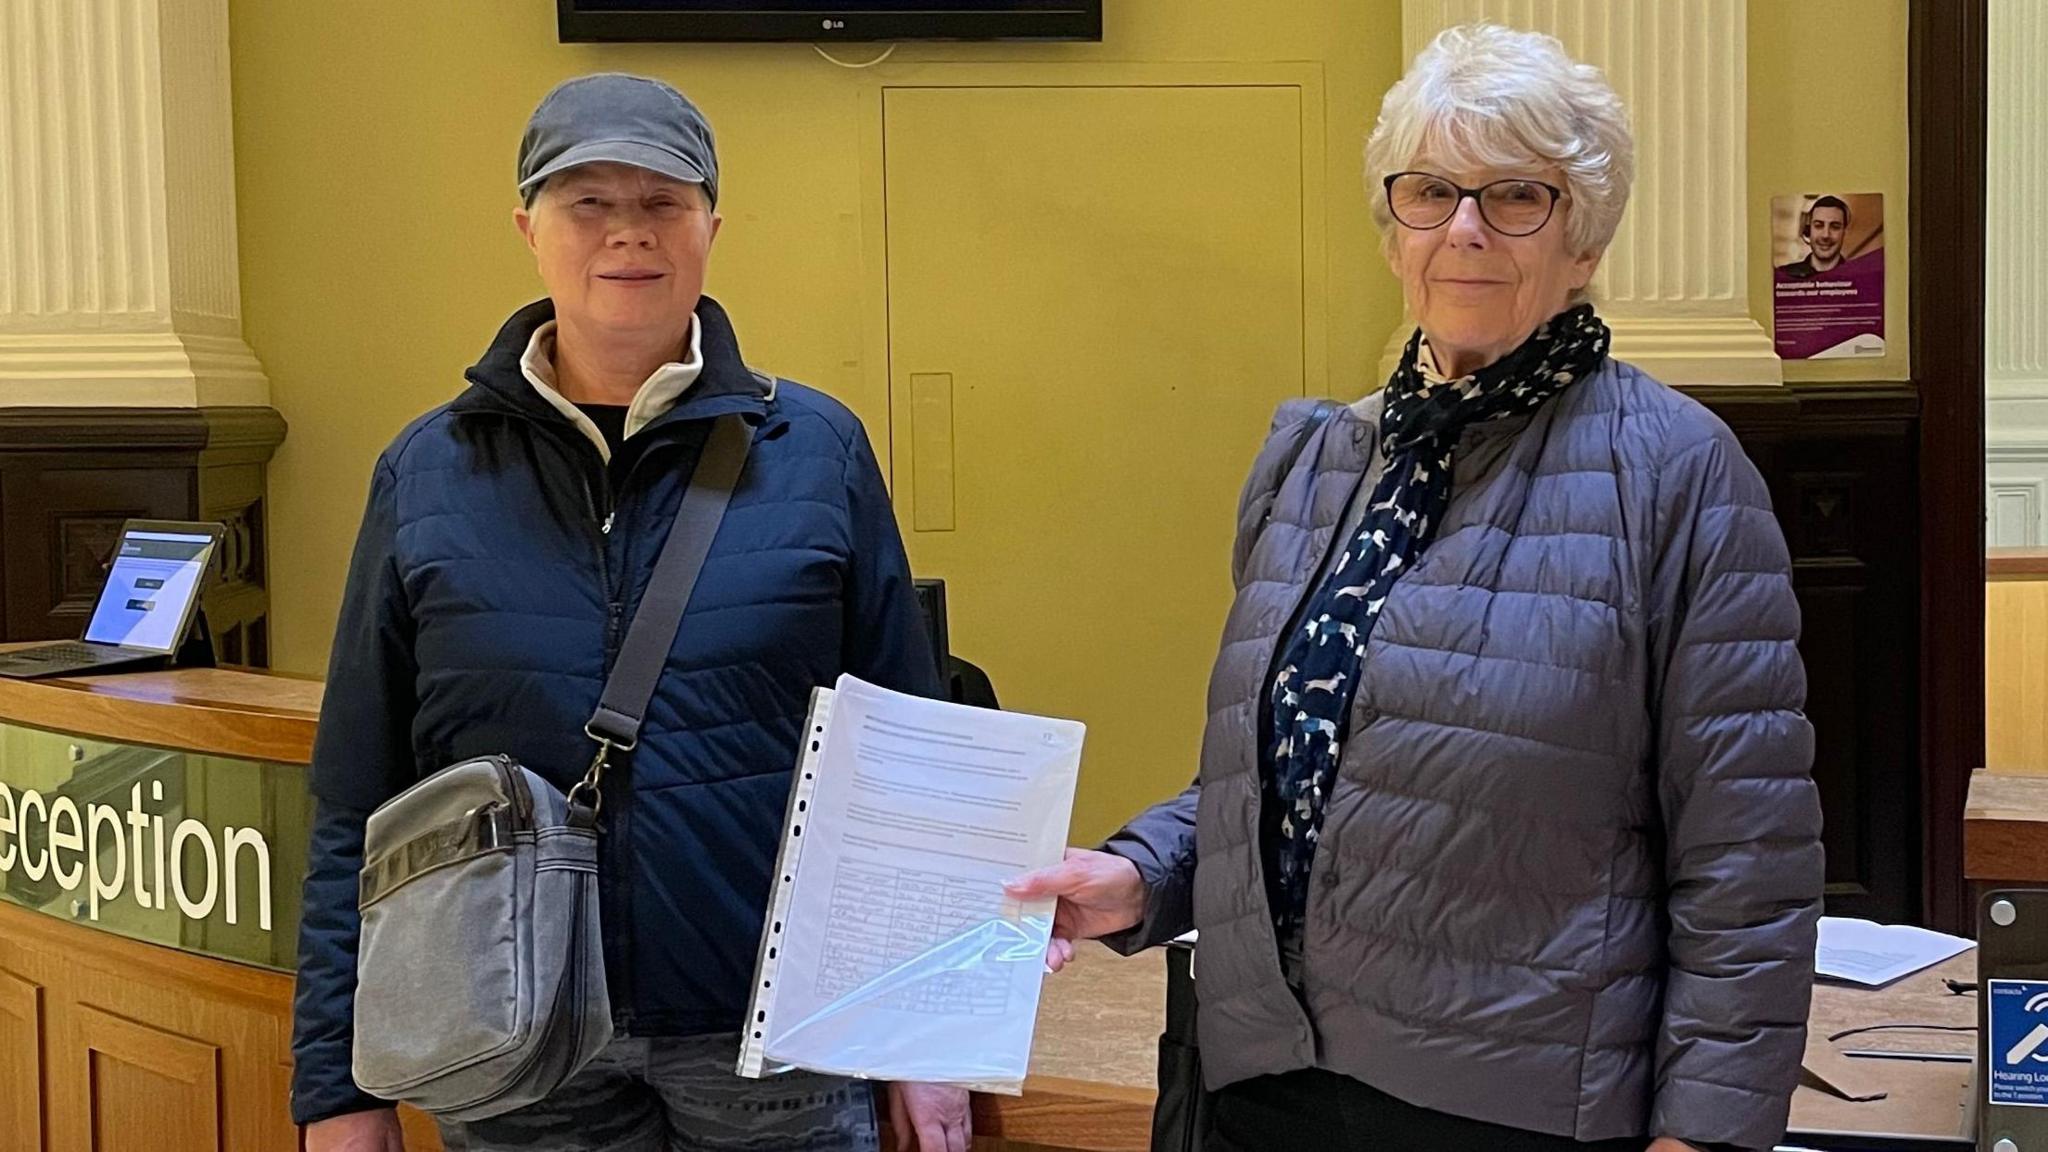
[0, 778, 272, 930]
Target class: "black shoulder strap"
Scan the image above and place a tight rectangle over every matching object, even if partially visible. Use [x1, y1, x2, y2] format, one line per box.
[1280, 399, 1342, 478]
[1260, 399, 1342, 527]
[1234, 399, 1345, 588]
[572, 413, 752, 815]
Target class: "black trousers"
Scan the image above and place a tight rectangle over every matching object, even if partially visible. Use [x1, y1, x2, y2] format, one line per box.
[1205, 1068, 1644, 1152]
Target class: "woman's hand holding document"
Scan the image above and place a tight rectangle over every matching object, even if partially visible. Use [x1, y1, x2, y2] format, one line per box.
[736, 674, 1084, 1091]
[1001, 848, 1147, 973]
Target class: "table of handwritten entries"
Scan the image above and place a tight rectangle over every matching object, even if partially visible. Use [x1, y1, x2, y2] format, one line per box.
[816, 859, 1012, 1016]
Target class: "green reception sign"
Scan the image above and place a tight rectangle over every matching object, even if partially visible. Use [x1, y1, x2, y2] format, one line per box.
[0, 720, 311, 971]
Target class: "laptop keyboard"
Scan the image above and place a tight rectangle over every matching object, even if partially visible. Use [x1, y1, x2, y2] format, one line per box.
[15, 643, 109, 663]
[0, 639, 163, 678]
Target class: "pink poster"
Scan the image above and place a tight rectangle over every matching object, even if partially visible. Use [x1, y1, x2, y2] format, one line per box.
[1771, 193, 1885, 360]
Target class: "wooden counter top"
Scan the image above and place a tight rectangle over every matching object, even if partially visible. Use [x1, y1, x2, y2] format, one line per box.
[1967, 771, 2048, 882]
[1989, 547, 2048, 580]
[964, 944, 1161, 1150]
[1030, 944, 1165, 1090]
[1797, 951, 1977, 1143]
[0, 662, 321, 765]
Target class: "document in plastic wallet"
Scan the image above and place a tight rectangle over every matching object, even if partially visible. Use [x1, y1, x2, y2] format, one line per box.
[736, 674, 1085, 1093]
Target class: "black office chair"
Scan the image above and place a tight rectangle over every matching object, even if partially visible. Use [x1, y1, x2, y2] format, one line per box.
[945, 654, 999, 709]
[914, 578, 1000, 709]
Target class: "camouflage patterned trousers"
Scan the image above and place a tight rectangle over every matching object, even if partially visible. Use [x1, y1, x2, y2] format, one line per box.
[436, 1033, 879, 1152]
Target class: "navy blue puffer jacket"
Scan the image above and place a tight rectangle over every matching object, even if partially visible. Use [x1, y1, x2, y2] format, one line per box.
[290, 296, 941, 1124]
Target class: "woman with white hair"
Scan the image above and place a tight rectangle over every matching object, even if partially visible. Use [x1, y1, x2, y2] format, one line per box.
[1010, 24, 1822, 1152]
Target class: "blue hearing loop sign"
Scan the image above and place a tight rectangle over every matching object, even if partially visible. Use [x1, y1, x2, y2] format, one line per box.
[1990, 979, 2048, 1107]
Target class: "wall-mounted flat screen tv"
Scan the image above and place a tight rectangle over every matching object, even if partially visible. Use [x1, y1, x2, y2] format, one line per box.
[558, 0, 1102, 42]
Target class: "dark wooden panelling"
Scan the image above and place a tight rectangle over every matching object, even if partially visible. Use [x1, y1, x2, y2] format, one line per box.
[58, 519, 133, 615]
[1692, 383, 1921, 924]
[2, 469, 190, 639]
[1787, 391, 1919, 926]
[1801, 582, 1871, 897]
[1910, 0, 1989, 936]
[0, 408, 285, 668]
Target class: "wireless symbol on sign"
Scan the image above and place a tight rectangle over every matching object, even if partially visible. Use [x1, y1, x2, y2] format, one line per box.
[2010, 992, 2048, 1066]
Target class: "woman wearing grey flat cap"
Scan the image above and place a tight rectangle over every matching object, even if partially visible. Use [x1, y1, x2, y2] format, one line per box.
[1011, 25, 1823, 1152]
[294, 73, 970, 1152]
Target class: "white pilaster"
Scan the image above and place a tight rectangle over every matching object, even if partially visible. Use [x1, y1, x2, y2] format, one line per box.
[0, 0, 268, 407]
[1985, 0, 2048, 546]
[1384, 0, 1780, 386]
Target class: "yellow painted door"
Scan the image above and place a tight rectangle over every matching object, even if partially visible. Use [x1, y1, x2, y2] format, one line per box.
[883, 85, 1310, 842]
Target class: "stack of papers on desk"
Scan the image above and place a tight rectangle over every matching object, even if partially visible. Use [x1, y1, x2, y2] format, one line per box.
[1815, 916, 1974, 986]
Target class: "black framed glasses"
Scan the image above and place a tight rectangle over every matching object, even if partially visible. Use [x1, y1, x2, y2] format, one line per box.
[1383, 171, 1565, 237]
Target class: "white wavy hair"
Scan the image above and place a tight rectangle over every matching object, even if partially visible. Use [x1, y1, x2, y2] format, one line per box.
[1365, 24, 1635, 274]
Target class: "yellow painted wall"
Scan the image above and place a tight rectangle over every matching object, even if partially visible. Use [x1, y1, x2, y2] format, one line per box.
[230, 0, 1407, 678]
[231, 0, 1912, 832]
[1748, 0, 1912, 382]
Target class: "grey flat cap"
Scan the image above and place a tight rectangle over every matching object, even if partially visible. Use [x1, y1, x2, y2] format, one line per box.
[517, 73, 718, 207]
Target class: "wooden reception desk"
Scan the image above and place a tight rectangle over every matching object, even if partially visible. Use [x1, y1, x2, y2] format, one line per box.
[0, 666, 322, 1151]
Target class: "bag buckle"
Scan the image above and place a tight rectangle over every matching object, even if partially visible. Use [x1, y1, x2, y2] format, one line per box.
[581, 721, 637, 754]
[567, 733, 628, 816]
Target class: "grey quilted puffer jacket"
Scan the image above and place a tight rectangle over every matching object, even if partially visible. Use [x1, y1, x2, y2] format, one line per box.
[1101, 357, 1823, 1151]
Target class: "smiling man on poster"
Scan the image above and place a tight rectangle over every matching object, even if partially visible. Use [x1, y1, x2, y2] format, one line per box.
[1772, 192, 1885, 360]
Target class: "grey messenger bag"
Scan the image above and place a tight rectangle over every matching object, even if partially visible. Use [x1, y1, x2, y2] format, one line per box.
[349, 413, 753, 1121]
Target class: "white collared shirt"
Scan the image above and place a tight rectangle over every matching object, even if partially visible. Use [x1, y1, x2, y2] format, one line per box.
[518, 319, 705, 463]
[1348, 332, 1451, 421]
[1415, 332, 1454, 384]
